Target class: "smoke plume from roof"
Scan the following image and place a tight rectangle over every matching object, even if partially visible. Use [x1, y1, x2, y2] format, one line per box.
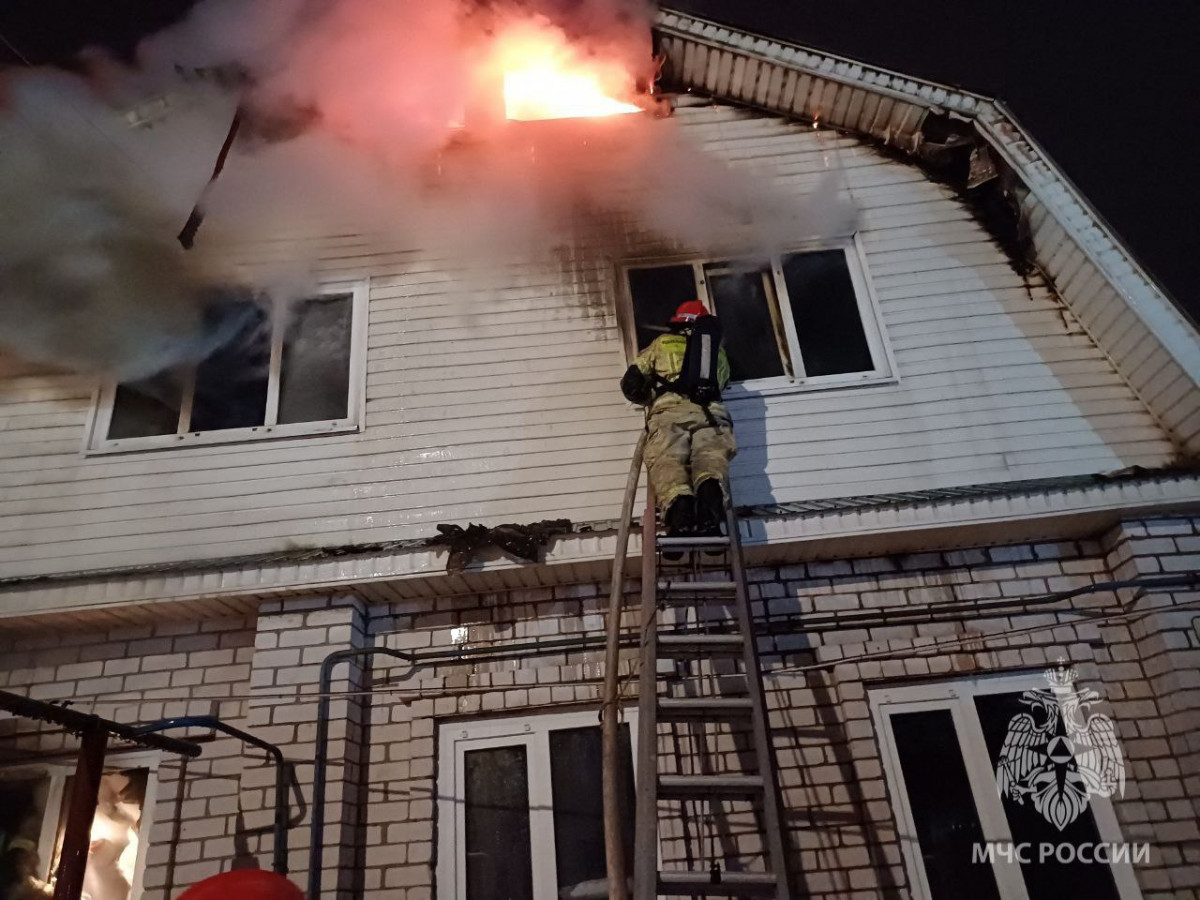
[0, 0, 857, 379]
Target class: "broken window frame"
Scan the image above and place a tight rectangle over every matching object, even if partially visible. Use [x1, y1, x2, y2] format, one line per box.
[435, 707, 641, 900]
[84, 280, 370, 454]
[618, 235, 895, 395]
[0, 750, 160, 900]
[870, 675, 1143, 900]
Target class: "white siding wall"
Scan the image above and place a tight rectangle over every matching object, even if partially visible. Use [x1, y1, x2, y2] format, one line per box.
[0, 105, 1176, 579]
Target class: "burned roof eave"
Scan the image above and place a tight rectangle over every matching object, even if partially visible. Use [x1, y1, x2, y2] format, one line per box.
[0, 469, 1191, 593]
[2, 468, 1200, 632]
[653, 8, 1200, 455]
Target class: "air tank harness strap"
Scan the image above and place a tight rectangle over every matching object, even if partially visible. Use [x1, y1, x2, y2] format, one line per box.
[650, 374, 722, 431]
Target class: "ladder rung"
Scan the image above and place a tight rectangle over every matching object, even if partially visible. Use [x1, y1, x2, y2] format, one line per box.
[658, 871, 777, 896]
[657, 536, 731, 548]
[658, 580, 737, 594]
[659, 774, 764, 798]
[659, 697, 753, 720]
[657, 634, 744, 657]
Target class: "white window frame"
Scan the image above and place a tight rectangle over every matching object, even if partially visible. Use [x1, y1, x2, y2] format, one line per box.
[618, 235, 897, 398]
[0, 749, 161, 900]
[870, 673, 1142, 900]
[436, 708, 640, 900]
[83, 280, 370, 454]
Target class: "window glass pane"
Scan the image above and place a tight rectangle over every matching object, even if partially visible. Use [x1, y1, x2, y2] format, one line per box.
[278, 294, 354, 425]
[974, 692, 1121, 900]
[782, 250, 874, 377]
[627, 265, 695, 352]
[548, 724, 635, 897]
[50, 768, 148, 900]
[890, 709, 1001, 900]
[107, 374, 182, 439]
[706, 265, 786, 381]
[0, 774, 51, 894]
[189, 302, 270, 432]
[464, 746, 533, 900]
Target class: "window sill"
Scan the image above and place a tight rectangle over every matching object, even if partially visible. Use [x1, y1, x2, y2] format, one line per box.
[84, 419, 361, 456]
[723, 372, 898, 401]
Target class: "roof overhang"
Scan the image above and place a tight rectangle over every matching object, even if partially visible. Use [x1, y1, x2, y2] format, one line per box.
[653, 8, 1200, 455]
[2, 470, 1198, 633]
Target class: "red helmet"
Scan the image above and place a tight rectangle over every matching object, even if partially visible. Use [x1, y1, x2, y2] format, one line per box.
[670, 300, 709, 324]
[179, 871, 303, 900]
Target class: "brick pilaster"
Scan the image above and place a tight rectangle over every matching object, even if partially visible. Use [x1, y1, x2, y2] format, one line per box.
[1103, 517, 1200, 896]
[245, 595, 370, 899]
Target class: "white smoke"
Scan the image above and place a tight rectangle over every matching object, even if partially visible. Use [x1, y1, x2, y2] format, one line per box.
[0, 0, 857, 377]
[0, 71, 259, 379]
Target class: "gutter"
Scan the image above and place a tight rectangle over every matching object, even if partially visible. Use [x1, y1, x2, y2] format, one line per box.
[3, 470, 1195, 592]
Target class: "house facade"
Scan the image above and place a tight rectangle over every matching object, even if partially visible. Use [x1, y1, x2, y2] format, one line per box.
[2, 10, 1199, 900]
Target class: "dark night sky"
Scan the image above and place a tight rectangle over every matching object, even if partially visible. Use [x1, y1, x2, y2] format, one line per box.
[2, 0, 1197, 319]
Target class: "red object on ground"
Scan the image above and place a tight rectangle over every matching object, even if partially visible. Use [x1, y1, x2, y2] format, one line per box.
[178, 870, 305, 900]
[670, 300, 709, 323]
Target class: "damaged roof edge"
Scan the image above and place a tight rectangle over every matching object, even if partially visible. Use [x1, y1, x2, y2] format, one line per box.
[988, 99, 1197, 330]
[975, 103, 1200, 375]
[2, 468, 1200, 609]
[654, 8, 1200, 387]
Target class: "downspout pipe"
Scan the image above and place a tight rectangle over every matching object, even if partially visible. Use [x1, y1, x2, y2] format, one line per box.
[307, 634, 650, 898]
[309, 647, 417, 900]
[135, 716, 293, 875]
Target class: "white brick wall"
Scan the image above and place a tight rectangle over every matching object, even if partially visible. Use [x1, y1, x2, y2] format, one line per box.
[2, 518, 1197, 899]
[0, 617, 257, 898]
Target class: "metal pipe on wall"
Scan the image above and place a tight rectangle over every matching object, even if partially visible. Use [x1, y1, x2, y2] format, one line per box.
[135, 716, 295, 875]
[0, 691, 201, 758]
[306, 633, 653, 897]
[308, 646, 418, 900]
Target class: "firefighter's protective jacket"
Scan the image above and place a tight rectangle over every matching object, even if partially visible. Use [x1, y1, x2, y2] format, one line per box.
[632, 333, 731, 412]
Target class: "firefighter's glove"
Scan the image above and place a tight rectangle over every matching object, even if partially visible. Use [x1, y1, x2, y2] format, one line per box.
[620, 365, 654, 405]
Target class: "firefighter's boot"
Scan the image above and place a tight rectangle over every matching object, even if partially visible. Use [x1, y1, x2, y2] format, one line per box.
[662, 494, 696, 561]
[695, 479, 726, 555]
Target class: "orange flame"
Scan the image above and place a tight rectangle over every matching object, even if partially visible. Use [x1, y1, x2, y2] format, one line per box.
[503, 65, 641, 121]
[492, 20, 641, 122]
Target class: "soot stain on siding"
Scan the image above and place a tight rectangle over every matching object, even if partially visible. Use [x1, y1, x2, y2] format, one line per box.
[886, 112, 1036, 278]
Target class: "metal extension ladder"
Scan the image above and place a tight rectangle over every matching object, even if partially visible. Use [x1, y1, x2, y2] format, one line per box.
[632, 488, 792, 899]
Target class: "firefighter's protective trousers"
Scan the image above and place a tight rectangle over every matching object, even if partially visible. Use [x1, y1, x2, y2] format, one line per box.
[632, 331, 737, 511]
[645, 400, 737, 511]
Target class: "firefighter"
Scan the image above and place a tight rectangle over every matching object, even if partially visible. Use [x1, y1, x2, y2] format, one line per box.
[620, 300, 736, 538]
[1, 837, 50, 900]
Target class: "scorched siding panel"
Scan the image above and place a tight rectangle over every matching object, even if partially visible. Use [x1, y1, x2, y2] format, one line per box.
[0, 104, 1177, 580]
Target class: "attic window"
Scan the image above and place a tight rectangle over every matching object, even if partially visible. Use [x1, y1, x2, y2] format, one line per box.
[88, 282, 368, 453]
[623, 239, 892, 392]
